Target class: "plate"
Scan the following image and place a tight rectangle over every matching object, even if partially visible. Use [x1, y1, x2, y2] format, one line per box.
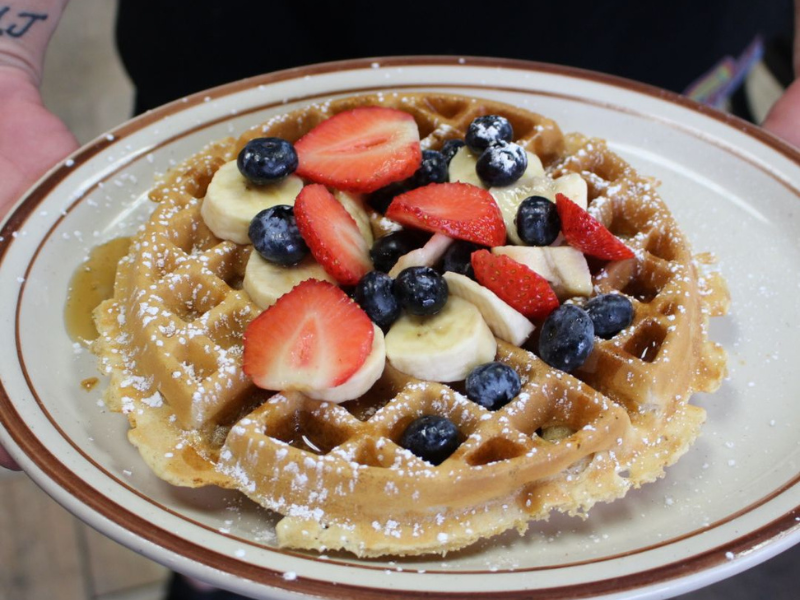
[1, 57, 799, 600]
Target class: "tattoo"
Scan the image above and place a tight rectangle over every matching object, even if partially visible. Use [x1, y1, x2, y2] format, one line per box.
[0, 6, 48, 38]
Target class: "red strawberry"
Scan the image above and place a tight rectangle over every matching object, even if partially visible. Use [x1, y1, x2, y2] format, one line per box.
[385, 182, 506, 246]
[294, 184, 373, 285]
[294, 106, 422, 193]
[471, 249, 559, 320]
[555, 193, 635, 260]
[243, 279, 374, 392]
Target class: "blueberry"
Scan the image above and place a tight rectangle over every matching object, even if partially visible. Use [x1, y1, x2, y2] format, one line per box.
[237, 138, 298, 185]
[399, 415, 460, 465]
[515, 196, 561, 246]
[465, 115, 514, 153]
[366, 181, 409, 214]
[538, 304, 595, 372]
[440, 240, 482, 279]
[354, 271, 401, 330]
[370, 230, 429, 273]
[476, 141, 528, 187]
[248, 205, 308, 265]
[394, 266, 448, 316]
[409, 149, 449, 188]
[465, 362, 521, 411]
[440, 139, 466, 163]
[585, 294, 634, 339]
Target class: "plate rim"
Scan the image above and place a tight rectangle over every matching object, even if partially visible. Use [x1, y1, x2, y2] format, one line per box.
[1, 55, 800, 599]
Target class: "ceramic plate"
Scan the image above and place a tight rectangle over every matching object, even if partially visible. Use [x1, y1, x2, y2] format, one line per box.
[1, 57, 799, 600]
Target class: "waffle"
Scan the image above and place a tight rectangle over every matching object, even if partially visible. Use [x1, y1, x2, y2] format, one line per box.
[92, 92, 729, 556]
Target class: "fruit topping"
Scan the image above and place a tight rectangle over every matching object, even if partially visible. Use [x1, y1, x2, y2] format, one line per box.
[354, 271, 402, 330]
[243, 279, 374, 392]
[555, 193, 635, 261]
[471, 249, 559, 320]
[515, 195, 561, 246]
[400, 415, 460, 466]
[538, 304, 595, 372]
[248, 205, 309, 265]
[386, 182, 506, 247]
[370, 229, 429, 273]
[443, 271, 535, 347]
[465, 362, 521, 411]
[441, 239, 484, 279]
[394, 266, 448, 316]
[294, 106, 422, 193]
[585, 293, 634, 339]
[476, 141, 528, 187]
[294, 184, 373, 286]
[366, 181, 409, 214]
[385, 295, 496, 382]
[237, 137, 299, 185]
[440, 138, 466, 163]
[409, 149, 449, 188]
[465, 115, 513, 153]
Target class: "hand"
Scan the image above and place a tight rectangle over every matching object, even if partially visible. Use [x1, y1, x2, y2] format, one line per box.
[0, 443, 20, 470]
[762, 78, 800, 148]
[0, 66, 76, 472]
[0, 65, 78, 216]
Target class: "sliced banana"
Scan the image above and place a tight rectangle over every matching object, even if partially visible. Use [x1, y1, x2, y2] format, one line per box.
[385, 295, 496, 382]
[448, 146, 484, 188]
[304, 325, 385, 403]
[388, 233, 454, 278]
[443, 271, 534, 346]
[492, 245, 592, 299]
[243, 252, 335, 309]
[553, 173, 588, 208]
[201, 160, 304, 244]
[334, 190, 374, 248]
[490, 176, 557, 245]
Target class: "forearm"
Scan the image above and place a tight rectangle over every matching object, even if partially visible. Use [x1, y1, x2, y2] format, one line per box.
[0, 0, 69, 85]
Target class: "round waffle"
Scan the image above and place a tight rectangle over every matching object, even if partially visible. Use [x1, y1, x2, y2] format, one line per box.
[92, 92, 729, 557]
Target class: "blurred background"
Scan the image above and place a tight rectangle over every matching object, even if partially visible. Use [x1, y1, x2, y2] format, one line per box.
[1, 1, 797, 599]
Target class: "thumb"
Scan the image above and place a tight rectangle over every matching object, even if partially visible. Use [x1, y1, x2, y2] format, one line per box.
[0, 442, 21, 471]
[761, 78, 800, 148]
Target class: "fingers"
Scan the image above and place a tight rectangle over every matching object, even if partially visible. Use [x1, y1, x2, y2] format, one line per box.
[761, 78, 800, 149]
[0, 442, 21, 470]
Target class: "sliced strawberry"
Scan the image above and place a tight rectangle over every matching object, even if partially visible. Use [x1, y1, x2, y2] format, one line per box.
[555, 193, 635, 261]
[294, 184, 373, 285]
[471, 249, 559, 320]
[385, 182, 506, 246]
[295, 106, 422, 193]
[243, 279, 374, 392]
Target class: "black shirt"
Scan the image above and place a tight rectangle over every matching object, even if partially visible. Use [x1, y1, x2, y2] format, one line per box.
[115, 0, 792, 114]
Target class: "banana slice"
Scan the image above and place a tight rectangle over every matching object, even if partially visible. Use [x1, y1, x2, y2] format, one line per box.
[334, 190, 374, 248]
[449, 146, 544, 192]
[492, 245, 592, 299]
[304, 325, 385, 403]
[553, 173, 588, 208]
[490, 176, 557, 245]
[448, 146, 485, 188]
[388, 233, 454, 278]
[201, 160, 304, 244]
[243, 252, 335, 309]
[385, 295, 496, 382]
[443, 271, 534, 346]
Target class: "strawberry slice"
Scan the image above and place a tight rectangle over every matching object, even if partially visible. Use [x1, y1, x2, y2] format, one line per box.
[294, 184, 373, 285]
[555, 193, 635, 260]
[243, 279, 374, 392]
[295, 106, 422, 193]
[471, 249, 559, 320]
[385, 182, 506, 246]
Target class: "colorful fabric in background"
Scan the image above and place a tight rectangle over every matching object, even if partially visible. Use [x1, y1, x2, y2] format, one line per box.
[685, 37, 765, 108]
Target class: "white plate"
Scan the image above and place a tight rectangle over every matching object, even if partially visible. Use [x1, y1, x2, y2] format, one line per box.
[1, 57, 799, 600]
